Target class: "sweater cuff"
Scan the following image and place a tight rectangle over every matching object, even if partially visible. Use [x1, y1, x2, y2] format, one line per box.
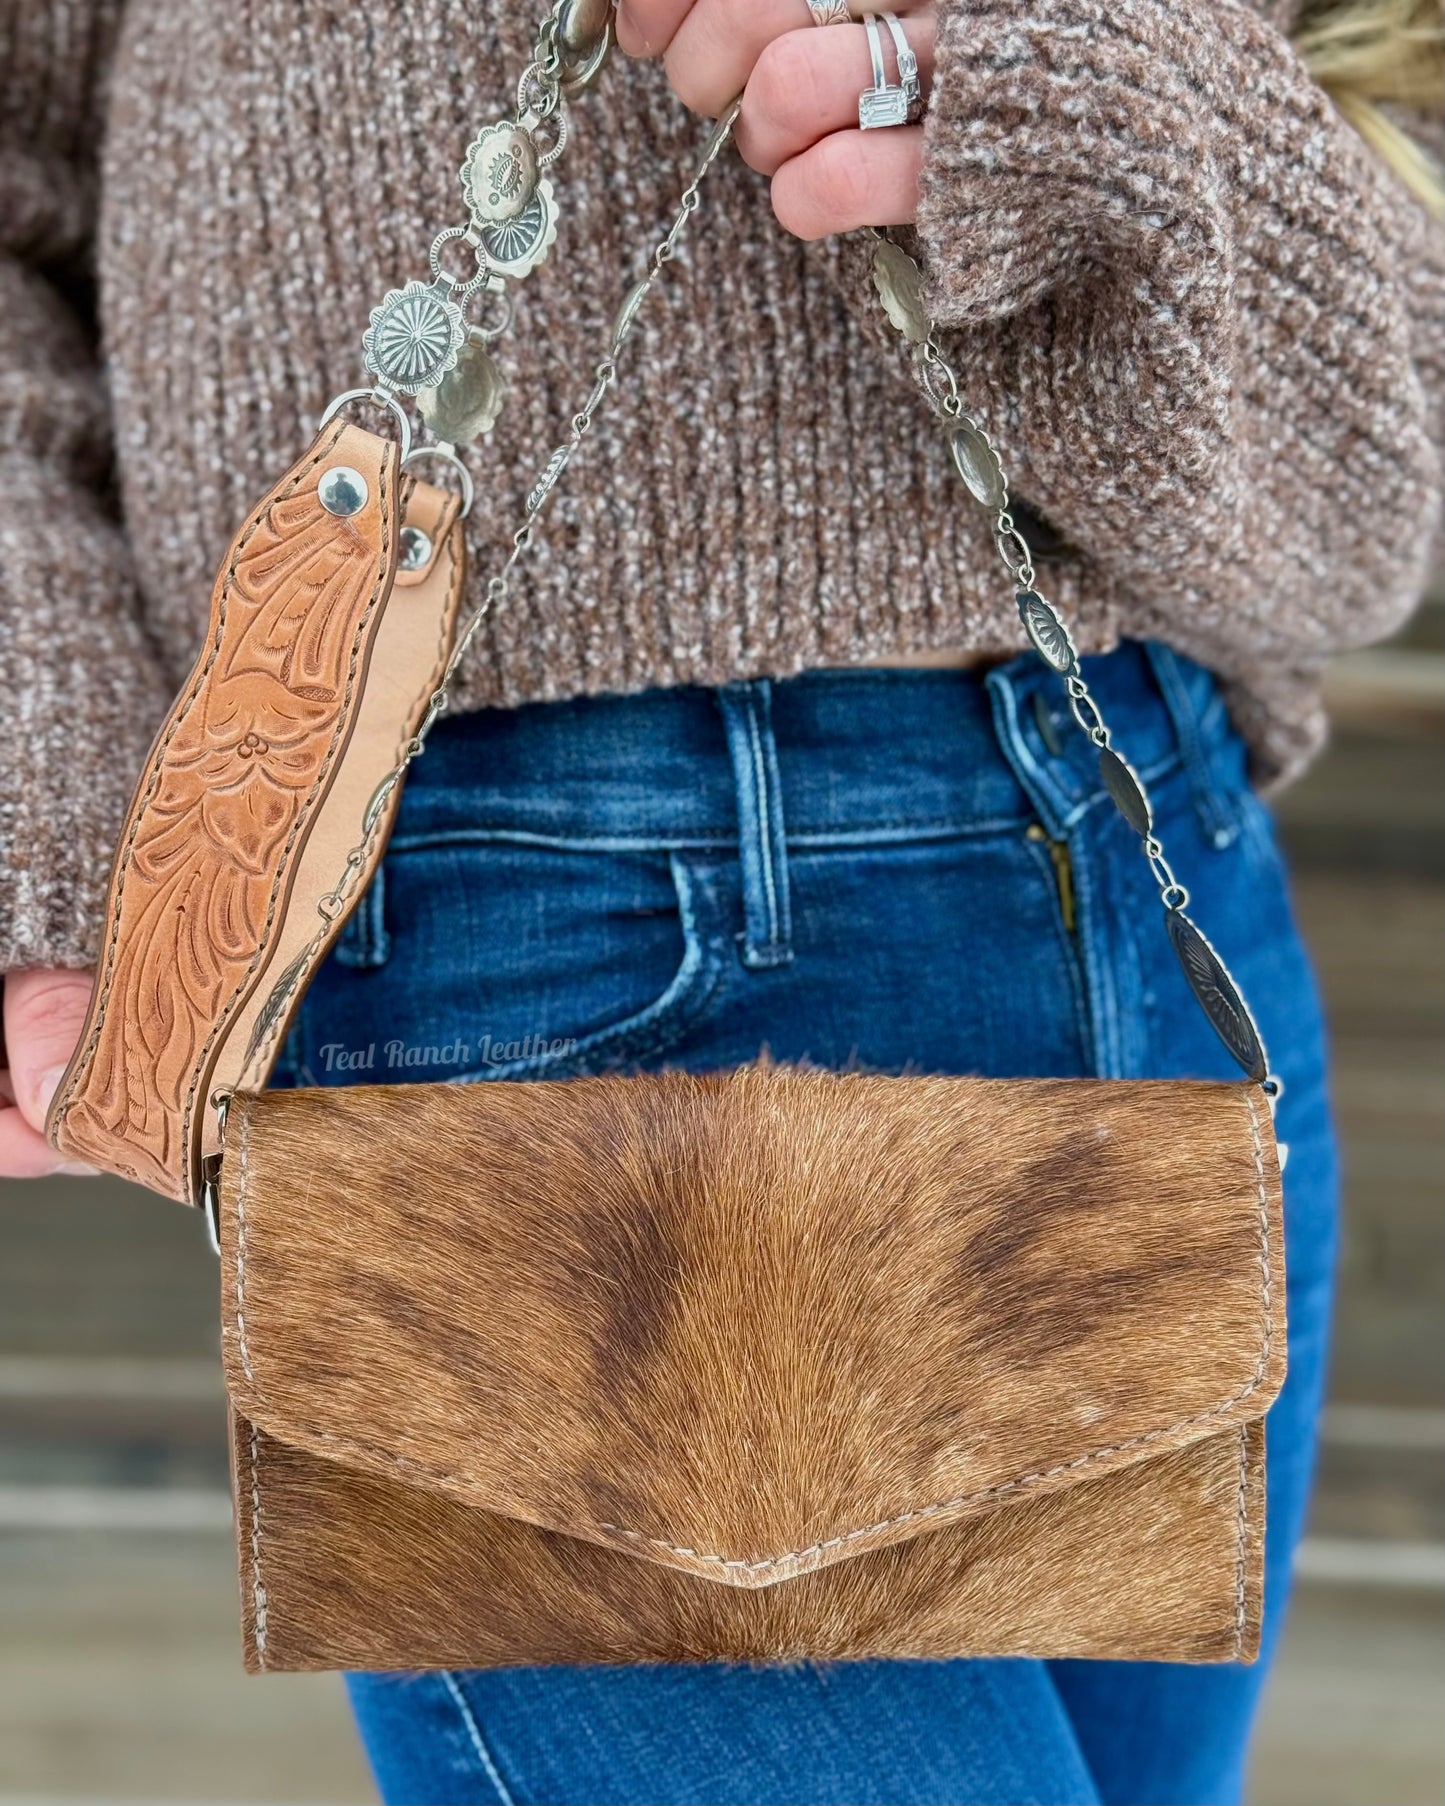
[0, 458, 172, 971]
[915, 0, 1278, 329]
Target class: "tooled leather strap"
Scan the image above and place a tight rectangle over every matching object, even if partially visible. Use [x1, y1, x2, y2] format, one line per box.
[198, 472, 467, 1178]
[47, 423, 466, 1202]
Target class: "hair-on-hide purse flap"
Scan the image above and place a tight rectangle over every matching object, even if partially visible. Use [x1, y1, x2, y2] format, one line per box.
[219, 1066, 1286, 1673]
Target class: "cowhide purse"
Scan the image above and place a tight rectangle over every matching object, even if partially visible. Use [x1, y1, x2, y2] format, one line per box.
[47, 3, 1286, 1673]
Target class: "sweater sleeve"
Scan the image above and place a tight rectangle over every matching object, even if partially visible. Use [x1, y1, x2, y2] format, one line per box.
[914, 0, 1444, 776]
[0, 0, 172, 971]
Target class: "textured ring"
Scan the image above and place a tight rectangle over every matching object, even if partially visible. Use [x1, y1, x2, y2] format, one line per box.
[859, 13, 910, 129]
[882, 11, 924, 120]
[805, 0, 852, 22]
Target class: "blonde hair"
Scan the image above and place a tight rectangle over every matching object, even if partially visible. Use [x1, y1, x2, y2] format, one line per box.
[1293, 0, 1445, 217]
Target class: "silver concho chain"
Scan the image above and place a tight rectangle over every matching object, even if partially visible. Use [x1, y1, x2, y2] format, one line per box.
[322, 0, 613, 492]
[282, 8, 1278, 1147]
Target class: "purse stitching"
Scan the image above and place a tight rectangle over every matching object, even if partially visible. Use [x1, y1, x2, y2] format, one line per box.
[1232, 1421, 1250, 1659]
[247, 1421, 270, 1669]
[51, 422, 351, 1143]
[236, 1103, 259, 1388]
[231, 1088, 1274, 1576]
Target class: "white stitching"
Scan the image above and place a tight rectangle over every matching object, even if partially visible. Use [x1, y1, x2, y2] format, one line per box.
[230, 1085, 1276, 1576]
[1232, 1421, 1250, 1659]
[248, 1423, 270, 1669]
[236, 1104, 257, 1387]
[1232, 1087, 1272, 1658]
[440, 1673, 516, 1806]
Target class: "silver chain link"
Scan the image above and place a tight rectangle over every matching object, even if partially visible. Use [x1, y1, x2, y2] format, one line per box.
[895, 267, 1276, 1097]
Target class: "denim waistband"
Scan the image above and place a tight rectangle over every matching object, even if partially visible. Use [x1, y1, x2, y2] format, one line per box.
[394, 641, 1245, 851]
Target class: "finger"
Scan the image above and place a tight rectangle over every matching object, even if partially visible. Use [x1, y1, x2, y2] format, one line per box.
[661, 0, 930, 120]
[0, 1099, 94, 1178]
[614, 0, 694, 58]
[3, 967, 94, 1133]
[771, 126, 924, 239]
[660, 0, 808, 116]
[737, 14, 935, 177]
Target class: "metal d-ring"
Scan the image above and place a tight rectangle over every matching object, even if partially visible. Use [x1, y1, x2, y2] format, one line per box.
[402, 444, 475, 519]
[319, 388, 414, 464]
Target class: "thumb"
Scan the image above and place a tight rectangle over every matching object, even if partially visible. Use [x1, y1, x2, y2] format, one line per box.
[4, 967, 96, 1132]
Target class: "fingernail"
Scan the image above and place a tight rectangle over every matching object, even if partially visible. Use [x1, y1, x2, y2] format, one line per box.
[55, 1161, 101, 1178]
[37, 1066, 69, 1114]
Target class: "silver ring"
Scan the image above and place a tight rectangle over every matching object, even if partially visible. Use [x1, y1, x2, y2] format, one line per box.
[883, 12, 923, 118]
[858, 13, 922, 129]
[402, 444, 475, 520]
[805, 0, 851, 21]
[318, 388, 413, 464]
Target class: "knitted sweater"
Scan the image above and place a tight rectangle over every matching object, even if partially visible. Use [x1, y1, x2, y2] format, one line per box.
[1, 0, 1441, 970]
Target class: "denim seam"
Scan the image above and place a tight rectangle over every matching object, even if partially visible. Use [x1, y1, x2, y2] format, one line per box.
[229, 1093, 1273, 1580]
[440, 1673, 517, 1806]
[786, 818, 1030, 847]
[744, 692, 789, 960]
[1144, 644, 1242, 847]
[1068, 828, 1123, 1079]
[385, 817, 1041, 857]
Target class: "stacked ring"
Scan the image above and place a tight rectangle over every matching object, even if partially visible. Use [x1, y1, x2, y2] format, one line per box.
[858, 12, 923, 128]
[805, 0, 852, 21]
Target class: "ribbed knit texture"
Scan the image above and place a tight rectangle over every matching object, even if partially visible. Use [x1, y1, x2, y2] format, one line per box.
[1, 0, 1441, 968]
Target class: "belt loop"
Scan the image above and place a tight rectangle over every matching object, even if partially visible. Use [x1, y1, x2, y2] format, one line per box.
[717, 680, 794, 970]
[1144, 644, 1243, 850]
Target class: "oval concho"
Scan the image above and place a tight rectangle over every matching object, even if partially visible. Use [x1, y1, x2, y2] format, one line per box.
[612, 280, 649, 355]
[527, 440, 574, 516]
[1017, 590, 1077, 675]
[872, 240, 928, 346]
[1099, 746, 1152, 837]
[949, 422, 1005, 508]
[1166, 910, 1268, 1081]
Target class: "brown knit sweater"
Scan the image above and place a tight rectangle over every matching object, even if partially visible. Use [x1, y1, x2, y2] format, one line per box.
[1, 0, 1441, 971]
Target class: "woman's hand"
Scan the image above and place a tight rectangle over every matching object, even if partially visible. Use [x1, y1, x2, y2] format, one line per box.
[615, 0, 934, 239]
[0, 968, 95, 1177]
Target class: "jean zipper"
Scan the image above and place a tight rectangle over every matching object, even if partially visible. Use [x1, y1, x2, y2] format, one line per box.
[1026, 823, 1076, 933]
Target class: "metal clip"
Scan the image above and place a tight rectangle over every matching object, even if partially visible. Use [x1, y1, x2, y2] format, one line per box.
[199, 1156, 223, 1257]
[197, 1090, 233, 1258]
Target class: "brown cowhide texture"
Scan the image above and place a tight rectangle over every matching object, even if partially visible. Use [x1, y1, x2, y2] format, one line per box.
[219, 1067, 1285, 1672]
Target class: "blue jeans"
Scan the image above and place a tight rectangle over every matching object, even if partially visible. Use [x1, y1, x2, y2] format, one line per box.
[278, 644, 1338, 1806]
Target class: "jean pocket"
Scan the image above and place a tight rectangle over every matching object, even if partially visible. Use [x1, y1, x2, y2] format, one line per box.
[292, 839, 729, 1086]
